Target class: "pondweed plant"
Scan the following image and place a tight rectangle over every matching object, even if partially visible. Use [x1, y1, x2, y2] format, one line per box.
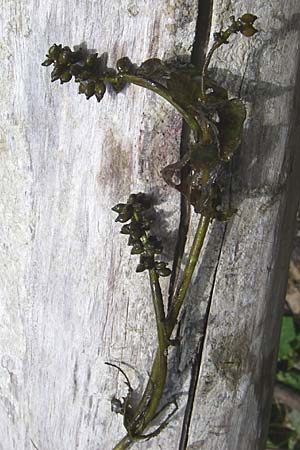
[42, 14, 257, 450]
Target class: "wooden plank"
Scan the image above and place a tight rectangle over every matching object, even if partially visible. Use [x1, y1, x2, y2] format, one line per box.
[1, 1, 300, 450]
[0, 1, 198, 449]
[185, 1, 300, 450]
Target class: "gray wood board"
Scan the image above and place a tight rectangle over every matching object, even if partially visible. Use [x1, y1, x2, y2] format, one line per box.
[0, 1, 197, 449]
[1, 1, 299, 450]
[187, 1, 300, 450]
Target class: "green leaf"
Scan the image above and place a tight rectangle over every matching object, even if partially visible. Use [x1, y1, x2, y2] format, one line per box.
[167, 71, 200, 106]
[190, 143, 219, 170]
[204, 77, 228, 101]
[217, 98, 246, 160]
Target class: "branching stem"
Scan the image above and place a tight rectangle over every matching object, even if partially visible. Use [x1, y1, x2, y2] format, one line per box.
[113, 214, 210, 449]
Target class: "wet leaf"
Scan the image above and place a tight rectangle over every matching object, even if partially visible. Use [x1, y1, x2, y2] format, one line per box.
[167, 71, 201, 106]
[190, 143, 219, 170]
[217, 98, 246, 160]
[137, 58, 166, 79]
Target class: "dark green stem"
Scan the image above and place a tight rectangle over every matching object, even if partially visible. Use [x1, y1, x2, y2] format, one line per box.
[166, 215, 210, 330]
[113, 214, 210, 449]
[200, 19, 241, 97]
[149, 268, 167, 347]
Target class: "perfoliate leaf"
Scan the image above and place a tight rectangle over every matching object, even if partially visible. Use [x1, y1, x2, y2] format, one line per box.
[217, 98, 246, 160]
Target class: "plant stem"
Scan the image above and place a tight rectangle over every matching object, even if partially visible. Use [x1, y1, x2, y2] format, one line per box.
[149, 268, 167, 347]
[166, 215, 210, 331]
[200, 19, 241, 97]
[113, 214, 210, 449]
[105, 74, 203, 135]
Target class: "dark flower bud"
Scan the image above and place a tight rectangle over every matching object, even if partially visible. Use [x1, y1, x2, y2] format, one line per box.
[156, 266, 171, 277]
[58, 47, 72, 65]
[112, 203, 127, 213]
[136, 192, 151, 208]
[117, 57, 135, 74]
[137, 58, 165, 78]
[111, 78, 127, 93]
[145, 236, 162, 255]
[95, 81, 106, 102]
[48, 44, 62, 60]
[155, 261, 167, 270]
[51, 65, 65, 82]
[78, 83, 86, 94]
[127, 194, 137, 203]
[70, 64, 82, 76]
[42, 58, 54, 66]
[115, 212, 131, 223]
[60, 71, 72, 84]
[128, 235, 140, 246]
[115, 205, 133, 223]
[127, 192, 151, 210]
[131, 242, 144, 255]
[136, 263, 146, 273]
[85, 81, 96, 99]
[78, 70, 91, 81]
[71, 50, 83, 63]
[86, 53, 98, 66]
[129, 222, 144, 239]
[120, 224, 131, 234]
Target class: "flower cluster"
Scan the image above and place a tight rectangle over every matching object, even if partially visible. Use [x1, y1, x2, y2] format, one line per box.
[213, 13, 258, 43]
[112, 193, 171, 277]
[42, 44, 108, 101]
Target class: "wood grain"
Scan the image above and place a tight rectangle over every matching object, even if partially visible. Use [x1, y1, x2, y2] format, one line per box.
[1, 1, 300, 450]
[0, 1, 197, 449]
[186, 2, 300, 450]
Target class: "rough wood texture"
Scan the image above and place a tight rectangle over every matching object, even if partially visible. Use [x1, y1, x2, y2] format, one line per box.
[1, 1, 300, 450]
[186, 2, 300, 450]
[0, 1, 196, 450]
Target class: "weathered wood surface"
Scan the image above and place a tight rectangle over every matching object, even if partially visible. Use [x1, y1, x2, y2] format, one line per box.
[0, 1, 300, 450]
[186, 2, 300, 450]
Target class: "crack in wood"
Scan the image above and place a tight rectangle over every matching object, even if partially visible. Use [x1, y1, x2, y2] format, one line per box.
[177, 1, 215, 449]
[178, 221, 227, 450]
